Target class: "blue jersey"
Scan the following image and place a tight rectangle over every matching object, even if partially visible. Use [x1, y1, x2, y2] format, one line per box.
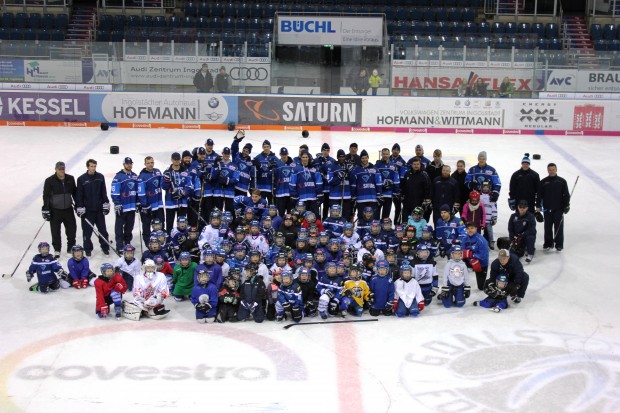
[461, 232, 490, 267]
[233, 195, 268, 218]
[28, 253, 63, 285]
[273, 159, 297, 198]
[161, 166, 192, 208]
[375, 159, 401, 197]
[325, 162, 352, 200]
[369, 275, 395, 310]
[188, 159, 219, 197]
[323, 217, 345, 238]
[289, 164, 323, 201]
[191, 282, 219, 317]
[233, 157, 254, 193]
[194, 263, 224, 290]
[435, 216, 465, 249]
[278, 283, 303, 307]
[67, 257, 91, 280]
[316, 274, 345, 298]
[315, 155, 336, 194]
[350, 164, 383, 203]
[137, 168, 164, 211]
[465, 163, 501, 197]
[216, 160, 240, 199]
[389, 155, 407, 178]
[111, 170, 138, 212]
[253, 152, 278, 192]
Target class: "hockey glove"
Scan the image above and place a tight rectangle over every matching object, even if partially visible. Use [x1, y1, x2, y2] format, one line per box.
[42, 209, 51, 221]
[535, 211, 544, 223]
[26, 271, 34, 282]
[98, 305, 109, 318]
[470, 258, 482, 273]
[172, 188, 185, 200]
[269, 159, 278, 170]
[329, 298, 340, 313]
[418, 301, 425, 311]
[491, 216, 497, 226]
[438, 286, 450, 300]
[490, 191, 499, 203]
[234, 130, 245, 141]
[114, 205, 123, 216]
[114, 283, 124, 293]
[563, 205, 570, 214]
[218, 175, 229, 186]
[422, 199, 432, 211]
[323, 289, 334, 299]
[55, 269, 69, 280]
[382, 179, 393, 190]
[195, 303, 212, 313]
[464, 285, 471, 298]
[508, 198, 516, 211]
[452, 205, 460, 216]
[511, 296, 522, 304]
[336, 170, 347, 181]
[343, 289, 352, 298]
[462, 249, 473, 259]
[368, 292, 375, 305]
[102, 202, 110, 215]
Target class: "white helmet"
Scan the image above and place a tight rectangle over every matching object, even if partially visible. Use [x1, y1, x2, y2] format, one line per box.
[144, 259, 156, 279]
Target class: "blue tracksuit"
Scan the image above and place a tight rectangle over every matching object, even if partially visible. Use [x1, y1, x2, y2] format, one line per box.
[435, 216, 465, 252]
[137, 168, 164, 211]
[375, 160, 401, 198]
[161, 166, 192, 208]
[216, 160, 240, 199]
[316, 155, 336, 195]
[273, 159, 296, 197]
[325, 162, 353, 200]
[67, 257, 91, 281]
[289, 164, 323, 201]
[193, 263, 224, 290]
[188, 159, 219, 197]
[253, 152, 278, 192]
[369, 275, 395, 311]
[111, 170, 138, 212]
[277, 283, 303, 309]
[323, 217, 346, 238]
[350, 164, 383, 203]
[461, 232, 490, 267]
[465, 164, 501, 198]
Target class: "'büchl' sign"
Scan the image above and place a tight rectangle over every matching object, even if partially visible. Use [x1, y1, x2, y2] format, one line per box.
[277, 16, 383, 46]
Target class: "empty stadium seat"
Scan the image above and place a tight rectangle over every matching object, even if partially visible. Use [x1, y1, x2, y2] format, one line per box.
[518, 22, 531, 34]
[198, 2, 209, 17]
[590, 23, 603, 40]
[603, 24, 616, 40]
[56, 14, 68, 29]
[478, 21, 490, 34]
[505, 22, 517, 34]
[545, 23, 558, 38]
[492, 22, 505, 33]
[113, 15, 126, 30]
[184, 1, 197, 17]
[532, 22, 544, 36]
[42, 13, 55, 29]
[2, 13, 14, 29]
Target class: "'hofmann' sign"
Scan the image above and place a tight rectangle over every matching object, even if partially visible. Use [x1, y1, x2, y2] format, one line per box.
[277, 16, 383, 46]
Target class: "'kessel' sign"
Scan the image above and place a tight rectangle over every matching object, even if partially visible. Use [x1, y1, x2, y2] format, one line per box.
[277, 16, 383, 46]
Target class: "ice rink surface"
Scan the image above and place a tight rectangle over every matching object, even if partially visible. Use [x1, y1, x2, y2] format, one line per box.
[0, 127, 619, 413]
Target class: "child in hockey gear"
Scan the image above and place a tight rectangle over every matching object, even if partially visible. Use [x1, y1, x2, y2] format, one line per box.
[336, 261, 348, 278]
[361, 253, 377, 280]
[412, 245, 439, 305]
[296, 267, 319, 316]
[246, 220, 270, 257]
[356, 206, 375, 238]
[276, 272, 304, 322]
[508, 200, 537, 263]
[237, 263, 267, 322]
[358, 235, 385, 263]
[217, 277, 240, 322]
[114, 244, 140, 291]
[171, 215, 189, 239]
[215, 249, 230, 278]
[26, 242, 66, 293]
[325, 238, 343, 263]
[129, 259, 170, 320]
[368, 260, 395, 316]
[438, 246, 470, 308]
[316, 261, 347, 319]
[67, 245, 94, 289]
[151, 218, 164, 233]
[461, 222, 490, 290]
[386, 249, 401, 282]
[318, 231, 330, 249]
[419, 225, 439, 258]
[191, 269, 219, 323]
[94, 263, 128, 319]
[341, 264, 371, 316]
[394, 263, 425, 317]
[154, 255, 174, 291]
[179, 226, 201, 262]
[323, 205, 345, 238]
[394, 225, 405, 241]
[462, 191, 487, 233]
[397, 238, 416, 264]
[473, 274, 509, 312]
[195, 249, 224, 289]
[479, 180, 498, 249]
[407, 207, 427, 240]
[435, 205, 465, 258]
[405, 225, 418, 243]
[265, 268, 282, 320]
[172, 252, 197, 301]
[340, 222, 361, 250]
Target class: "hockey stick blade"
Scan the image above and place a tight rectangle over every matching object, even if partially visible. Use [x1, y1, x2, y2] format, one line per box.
[283, 318, 378, 329]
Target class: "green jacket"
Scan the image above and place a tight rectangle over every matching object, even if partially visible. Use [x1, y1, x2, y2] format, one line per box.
[368, 74, 382, 88]
[173, 262, 197, 296]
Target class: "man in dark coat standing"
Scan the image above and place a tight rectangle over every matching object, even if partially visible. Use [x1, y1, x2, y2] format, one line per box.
[193, 63, 214, 93]
[536, 163, 570, 251]
[508, 153, 540, 213]
[42, 161, 77, 258]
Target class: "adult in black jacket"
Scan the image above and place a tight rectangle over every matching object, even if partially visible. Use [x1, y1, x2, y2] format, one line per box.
[193, 63, 213, 93]
[488, 249, 529, 303]
[508, 154, 540, 213]
[42, 161, 77, 257]
[536, 163, 570, 251]
[425, 149, 444, 183]
[76, 159, 111, 256]
[400, 157, 431, 224]
[451, 160, 469, 216]
[431, 165, 460, 225]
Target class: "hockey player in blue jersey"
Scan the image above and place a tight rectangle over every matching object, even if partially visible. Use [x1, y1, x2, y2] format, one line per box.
[141, 236, 169, 265]
[508, 199, 537, 263]
[419, 225, 439, 258]
[137, 156, 165, 246]
[111, 157, 138, 253]
[26, 242, 67, 293]
[234, 189, 268, 219]
[215, 147, 240, 214]
[368, 220, 387, 252]
[356, 206, 375, 239]
[314, 143, 337, 220]
[325, 238, 343, 263]
[435, 204, 465, 258]
[161, 152, 192, 234]
[188, 147, 219, 228]
[231, 139, 255, 198]
[273, 148, 296, 216]
[228, 244, 249, 273]
[276, 272, 303, 322]
[289, 151, 324, 217]
[473, 274, 510, 312]
[266, 205, 282, 231]
[325, 149, 355, 221]
[412, 245, 439, 305]
[323, 204, 345, 238]
[194, 249, 224, 290]
[369, 260, 395, 316]
[350, 150, 383, 220]
[438, 246, 470, 308]
[375, 148, 401, 220]
[389, 143, 407, 225]
[191, 269, 219, 323]
[67, 245, 94, 289]
[465, 151, 501, 202]
[252, 139, 278, 203]
[461, 222, 490, 290]
[316, 261, 347, 319]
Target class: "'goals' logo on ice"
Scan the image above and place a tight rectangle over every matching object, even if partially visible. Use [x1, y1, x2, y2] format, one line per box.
[400, 329, 620, 412]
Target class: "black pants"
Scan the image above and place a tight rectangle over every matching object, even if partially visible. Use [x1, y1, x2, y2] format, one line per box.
[140, 208, 164, 246]
[260, 191, 273, 204]
[321, 193, 330, 220]
[50, 208, 77, 252]
[165, 207, 187, 235]
[115, 211, 135, 251]
[302, 200, 320, 217]
[275, 196, 294, 217]
[380, 197, 393, 220]
[543, 209, 564, 249]
[393, 198, 403, 225]
[198, 197, 215, 230]
[187, 199, 200, 229]
[81, 211, 109, 253]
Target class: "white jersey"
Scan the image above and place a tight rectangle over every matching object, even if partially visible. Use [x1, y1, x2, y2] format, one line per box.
[133, 271, 170, 309]
[480, 192, 497, 222]
[242, 263, 270, 285]
[198, 225, 220, 250]
[218, 261, 230, 278]
[394, 278, 425, 308]
[114, 257, 141, 279]
[340, 232, 361, 250]
[245, 234, 269, 257]
[357, 247, 385, 263]
[269, 263, 292, 274]
[442, 259, 468, 287]
[413, 261, 438, 286]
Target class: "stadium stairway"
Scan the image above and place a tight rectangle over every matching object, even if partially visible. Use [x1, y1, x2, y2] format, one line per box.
[563, 15, 597, 65]
[66, 5, 96, 41]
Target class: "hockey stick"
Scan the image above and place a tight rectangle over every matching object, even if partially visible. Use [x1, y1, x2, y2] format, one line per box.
[553, 175, 579, 240]
[2, 220, 46, 278]
[137, 212, 144, 255]
[84, 218, 121, 257]
[187, 202, 210, 228]
[283, 318, 378, 329]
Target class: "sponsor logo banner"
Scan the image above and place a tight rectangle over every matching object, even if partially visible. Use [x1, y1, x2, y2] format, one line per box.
[119, 62, 270, 87]
[23, 60, 83, 83]
[512, 101, 565, 129]
[576, 71, 620, 93]
[391, 67, 536, 91]
[0, 60, 24, 82]
[539, 69, 578, 92]
[238, 96, 361, 126]
[0, 91, 89, 121]
[277, 16, 383, 46]
[99, 93, 237, 124]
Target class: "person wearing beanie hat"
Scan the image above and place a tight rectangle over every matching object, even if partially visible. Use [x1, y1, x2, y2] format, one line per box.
[435, 204, 464, 258]
[111, 153, 139, 254]
[350, 147, 383, 220]
[337, 149, 346, 158]
[315, 143, 336, 220]
[137, 155, 166, 246]
[252, 139, 278, 203]
[216, 145, 239, 214]
[228, 135, 254, 198]
[324, 149, 354, 221]
[508, 199, 537, 263]
[162, 148, 191, 235]
[346, 142, 361, 166]
[489, 248, 530, 303]
[243, 143, 253, 153]
[273, 146, 296, 216]
[400, 155, 432, 226]
[465, 150, 501, 203]
[375, 148, 401, 221]
[181, 150, 192, 169]
[389, 143, 407, 225]
[289, 150, 323, 218]
[508, 153, 540, 214]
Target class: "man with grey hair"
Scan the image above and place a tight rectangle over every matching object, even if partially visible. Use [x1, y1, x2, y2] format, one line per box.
[465, 151, 501, 203]
[42, 161, 77, 259]
[488, 249, 529, 303]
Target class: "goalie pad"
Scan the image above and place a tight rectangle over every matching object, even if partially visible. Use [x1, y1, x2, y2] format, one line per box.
[146, 305, 170, 320]
[122, 301, 142, 321]
[291, 306, 303, 322]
